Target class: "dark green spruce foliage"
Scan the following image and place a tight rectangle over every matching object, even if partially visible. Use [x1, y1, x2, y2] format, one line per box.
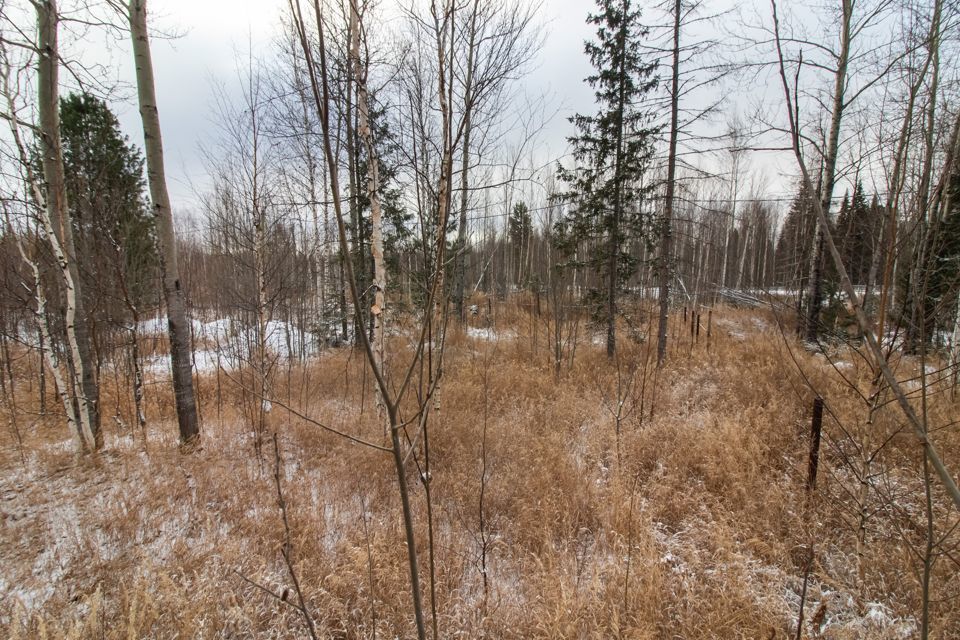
[509, 202, 532, 288]
[916, 160, 960, 339]
[774, 181, 816, 289]
[348, 99, 411, 319]
[834, 181, 881, 286]
[59, 92, 157, 318]
[555, 0, 659, 325]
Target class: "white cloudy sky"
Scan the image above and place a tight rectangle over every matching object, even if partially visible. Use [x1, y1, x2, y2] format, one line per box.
[108, 0, 600, 212]
[66, 0, 813, 217]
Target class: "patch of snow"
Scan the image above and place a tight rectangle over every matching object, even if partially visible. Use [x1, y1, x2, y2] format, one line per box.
[466, 326, 515, 341]
[137, 315, 331, 379]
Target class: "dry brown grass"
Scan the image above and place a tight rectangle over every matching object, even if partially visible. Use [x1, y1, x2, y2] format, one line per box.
[1, 301, 958, 638]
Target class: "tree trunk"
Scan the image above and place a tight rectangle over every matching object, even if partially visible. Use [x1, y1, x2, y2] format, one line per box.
[6, 215, 84, 449]
[113, 246, 148, 442]
[453, 0, 480, 322]
[607, 0, 630, 360]
[129, 0, 199, 445]
[288, 2, 429, 634]
[905, 4, 943, 353]
[37, 326, 46, 415]
[254, 155, 269, 458]
[350, 0, 386, 403]
[657, 0, 681, 366]
[344, 66, 367, 347]
[803, 0, 851, 343]
[771, 0, 960, 511]
[34, 1, 99, 450]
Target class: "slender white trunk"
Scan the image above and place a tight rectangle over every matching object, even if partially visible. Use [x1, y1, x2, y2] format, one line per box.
[254, 181, 269, 449]
[8, 222, 85, 449]
[349, 1, 386, 387]
[3, 30, 96, 450]
[35, 1, 98, 449]
[772, 0, 960, 510]
[803, 0, 851, 342]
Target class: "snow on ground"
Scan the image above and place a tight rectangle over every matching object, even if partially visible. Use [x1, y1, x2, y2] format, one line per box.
[466, 326, 517, 341]
[2, 306, 942, 636]
[715, 318, 747, 341]
[649, 518, 917, 639]
[137, 315, 322, 377]
[142, 348, 222, 376]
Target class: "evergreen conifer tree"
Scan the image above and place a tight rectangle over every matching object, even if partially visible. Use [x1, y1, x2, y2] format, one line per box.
[509, 202, 532, 288]
[59, 92, 157, 326]
[556, 0, 659, 357]
[917, 160, 960, 342]
[835, 181, 877, 285]
[775, 181, 816, 292]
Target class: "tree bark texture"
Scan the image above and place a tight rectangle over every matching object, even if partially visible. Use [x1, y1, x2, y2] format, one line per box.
[129, 0, 200, 445]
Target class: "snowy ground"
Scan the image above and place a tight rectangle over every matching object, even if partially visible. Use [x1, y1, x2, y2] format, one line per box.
[3, 306, 951, 637]
[137, 315, 320, 376]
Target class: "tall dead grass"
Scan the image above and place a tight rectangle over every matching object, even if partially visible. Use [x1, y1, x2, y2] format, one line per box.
[1, 300, 958, 638]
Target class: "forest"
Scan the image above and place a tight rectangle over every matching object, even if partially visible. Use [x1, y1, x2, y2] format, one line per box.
[1, 0, 960, 637]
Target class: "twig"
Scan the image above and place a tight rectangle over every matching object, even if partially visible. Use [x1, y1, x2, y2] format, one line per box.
[232, 569, 305, 615]
[219, 366, 391, 452]
[272, 433, 320, 640]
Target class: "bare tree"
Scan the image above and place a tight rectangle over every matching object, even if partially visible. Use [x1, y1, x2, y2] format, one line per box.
[0, 2, 100, 451]
[39, 0, 100, 449]
[770, 0, 960, 512]
[657, 0, 682, 365]
[449, 0, 541, 321]
[286, 1, 449, 635]
[127, 0, 199, 445]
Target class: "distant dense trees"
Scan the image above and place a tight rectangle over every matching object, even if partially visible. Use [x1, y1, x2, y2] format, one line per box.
[834, 183, 882, 287]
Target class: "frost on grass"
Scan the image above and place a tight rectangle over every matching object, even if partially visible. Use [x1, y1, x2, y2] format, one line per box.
[466, 326, 516, 341]
[2, 306, 955, 637]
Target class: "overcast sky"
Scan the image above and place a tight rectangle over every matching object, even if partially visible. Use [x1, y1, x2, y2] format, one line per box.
[91, 0, 799, 218]
[93, 1, 576, 211]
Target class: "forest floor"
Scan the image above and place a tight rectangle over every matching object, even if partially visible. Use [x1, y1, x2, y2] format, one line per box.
[1, 301, 958, 638]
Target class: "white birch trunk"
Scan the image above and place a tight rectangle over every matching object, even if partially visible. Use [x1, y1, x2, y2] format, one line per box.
[8, 220, 85, 450]
[35, 0, 99, 450]
[3, 30, 96, 450]
[349, 1, 386, 386]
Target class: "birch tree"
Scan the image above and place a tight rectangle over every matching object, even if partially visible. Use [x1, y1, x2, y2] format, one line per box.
[769, 0, 960, 514]
[348, 0, 385, 385]
[448, 0, 540, 320]
[0, 60, 92, 450]
[1, 0, 102, 451]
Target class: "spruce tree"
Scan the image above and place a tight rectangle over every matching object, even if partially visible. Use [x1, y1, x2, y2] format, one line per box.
[915, 160, 960, 344]
[774, 181, 816, 292]
[509, 202, 532, 288]
[556, 0, 659, 357]
[59, 92, 157, 326]
[835, 181, 877, 285]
